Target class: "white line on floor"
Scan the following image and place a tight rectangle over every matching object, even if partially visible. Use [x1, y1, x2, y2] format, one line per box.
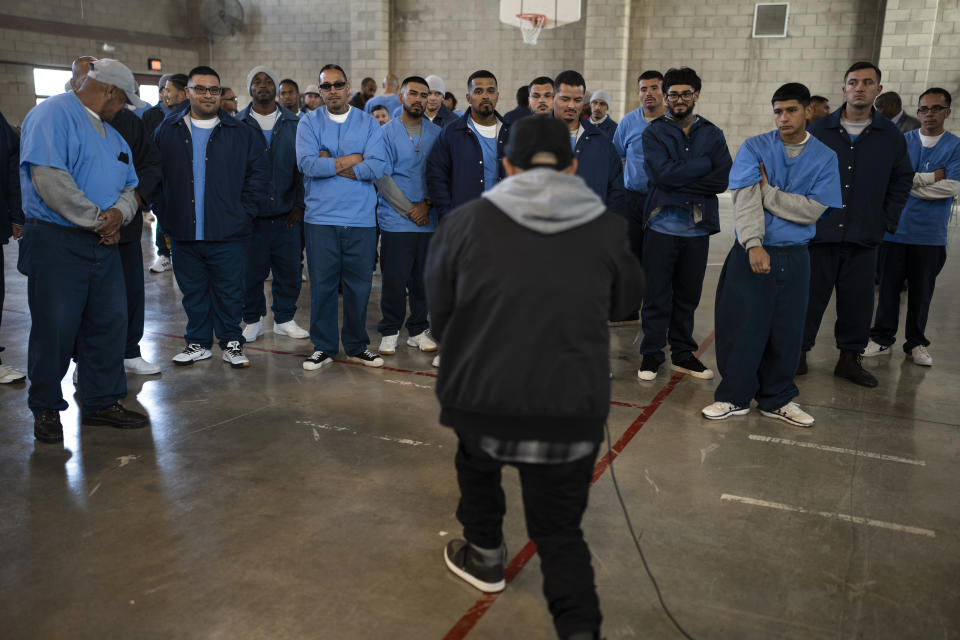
[297, 420, 433, 447]
[748, 434, 926, 466]
[720, 494, 936, 538]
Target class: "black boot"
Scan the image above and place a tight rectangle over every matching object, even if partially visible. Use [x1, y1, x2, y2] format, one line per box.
[34, 411, 64, 443]
[796, 351, 808, 376]
[834, 350, 878, 388]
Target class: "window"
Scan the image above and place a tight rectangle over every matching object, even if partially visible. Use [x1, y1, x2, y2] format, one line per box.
[753, 3, 789, 38]
[33, 67, 72, 105]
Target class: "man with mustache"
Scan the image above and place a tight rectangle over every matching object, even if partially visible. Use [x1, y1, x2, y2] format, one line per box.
[801, 62, 913, 386]
[613, 70, 666, 263]
[373, 76, 441, 357]
[585, 90, 617, 139]
[296, 64, 387, 371]
[552, 70, 625, 216]
[237, 66, 309, 344]
[279, 78, 301, 115]
[426, 70, 512, 217]
[19, 58, 149, 441]
[527, 76, 555, 116]
[866, 88, 960, 368]
[637, 67, 732, 382]
[423, 75, 458, 128]
[153, 66, 270, 370]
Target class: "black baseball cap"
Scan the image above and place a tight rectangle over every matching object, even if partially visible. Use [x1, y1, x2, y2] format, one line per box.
[505, 115, 574, 170]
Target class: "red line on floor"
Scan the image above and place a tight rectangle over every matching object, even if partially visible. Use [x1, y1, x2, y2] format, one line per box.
[442, 330, 716, 640]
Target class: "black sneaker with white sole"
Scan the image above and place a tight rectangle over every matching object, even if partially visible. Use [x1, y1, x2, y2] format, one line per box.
[671, 355, 714, 379]
[443, 539, 506, 592]
[303, 351, 334, 371]
[347, 349, 384, 368]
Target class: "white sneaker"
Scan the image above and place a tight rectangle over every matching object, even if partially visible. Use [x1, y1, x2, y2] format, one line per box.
[172, 343, 212, 365]
[274, 319, 309, 339]
[432, 354, 440, 368]
[222, 341, 250, 368]
[242, 317, 264, 343]
[407, 330, 438, 352]
[379, 334, 399, 355]
[910, 345, 933, 366]
[0, 364, 26, 384]
[144, 211, 155, 223]
[702, 401, 750, 420]
[862, 340, 891, 357]
[124, 357, 161, 375]
[760, 402, 815, 428]
[149, 255, 171, 273]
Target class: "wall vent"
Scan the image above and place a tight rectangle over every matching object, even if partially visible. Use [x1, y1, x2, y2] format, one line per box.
[753, 3, 789, 38]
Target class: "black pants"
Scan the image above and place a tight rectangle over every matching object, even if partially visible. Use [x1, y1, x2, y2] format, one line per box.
[639, 228, 709, 365]
[454, 433, 601, 637]
[715, 243, 808, 410]
[118, 239, 146, 359]
[377, 231, 431, 336]
[802, 242, 876, 353]
[625, 190, 646, 263]
[0, 242, 6, 364]
[871, 241, 946, 352]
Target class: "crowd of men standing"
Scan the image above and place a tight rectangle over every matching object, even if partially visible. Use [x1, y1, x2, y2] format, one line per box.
[0, 51, 957, 640]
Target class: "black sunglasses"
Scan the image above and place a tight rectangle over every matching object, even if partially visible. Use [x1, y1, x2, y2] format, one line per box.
[318, 81, 347, 92]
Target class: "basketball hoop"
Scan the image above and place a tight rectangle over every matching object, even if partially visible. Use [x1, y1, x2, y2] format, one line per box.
[517, 13, 546, 45]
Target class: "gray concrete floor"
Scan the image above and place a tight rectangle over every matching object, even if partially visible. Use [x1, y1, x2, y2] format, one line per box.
[1, 202, 959, 639]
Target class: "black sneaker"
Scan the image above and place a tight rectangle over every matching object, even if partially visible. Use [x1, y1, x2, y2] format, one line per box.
[444, 539, 506, 592]
[347, 349, 384, 368]
[796, 351, 808, 376]
[82, 403, 149, 429]
[834, 350, 878, 388]
[671, 355, 715, 379]
[303, 350, 334, 371]
[34, 411, 64, 443]
[637, 354, 660, 381]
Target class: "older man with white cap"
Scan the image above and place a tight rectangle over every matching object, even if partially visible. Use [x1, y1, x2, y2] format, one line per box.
[423, 75, 458, 128]
[19, 58, 150, 442]
[237, 65, 309, 342]
[586, 89, 617, 139]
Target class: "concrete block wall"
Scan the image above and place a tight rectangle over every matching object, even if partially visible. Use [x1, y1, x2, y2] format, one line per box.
[879, 0, 960, 110]
[391, 1, 587, 117]
[628, 0, 883, 156]
[583, 0, 631, 121]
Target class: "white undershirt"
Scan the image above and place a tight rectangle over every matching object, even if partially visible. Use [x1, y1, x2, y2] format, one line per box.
[920, 132, 944, 148]
[327, 106, 351, 124]
[250, 107, 279, 131]
[82, 104, 101, 121]
[188, 116, 219, 130]
[470, 119, 497, 138]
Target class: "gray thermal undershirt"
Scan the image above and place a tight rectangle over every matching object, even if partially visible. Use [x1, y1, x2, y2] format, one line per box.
[373, 121, 425, 217]
[731, 136, 829, 249]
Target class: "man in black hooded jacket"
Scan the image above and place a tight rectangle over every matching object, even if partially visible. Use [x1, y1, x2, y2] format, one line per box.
[425, 115, 643, 640]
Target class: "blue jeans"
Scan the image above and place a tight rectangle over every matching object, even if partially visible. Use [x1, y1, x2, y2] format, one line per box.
[304, 224, 377, 356]
[714, 243, 809, 411]
[378, 231, 431, 337]
[18, 220, 127, 414]
[243, 216, 303, 324]
[170, 239, 245, 349]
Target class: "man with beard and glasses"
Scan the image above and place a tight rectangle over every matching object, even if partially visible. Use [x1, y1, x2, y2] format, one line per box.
[279, 78, 301, 114]
[801, 62, 912, 387]
[637, 67, 732, 382]
[614, 70, 667, 264]
[552, 70, 625, 217]
[237, 66, 309, 344]
[296, 64, 387, 371]
[373, 76, 441, 357]
[19, 59, 149, 441]
[528, 76, 555, 116]
[154, 66, 270, 370]
[219, 87, 238, 116]
[426, 70, 512, 218]
[424, 75, 458, 128]
[705, 83, 841, 428]
[866, 88, 960, 368]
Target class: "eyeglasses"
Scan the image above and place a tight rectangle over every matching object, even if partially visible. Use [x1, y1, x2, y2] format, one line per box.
[318, 81, 347, 92]
[666, 91, 696, 102]
[222, 96, 238, 102]
[189, 85, 222, 96]
[917, 105, 948, 114]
